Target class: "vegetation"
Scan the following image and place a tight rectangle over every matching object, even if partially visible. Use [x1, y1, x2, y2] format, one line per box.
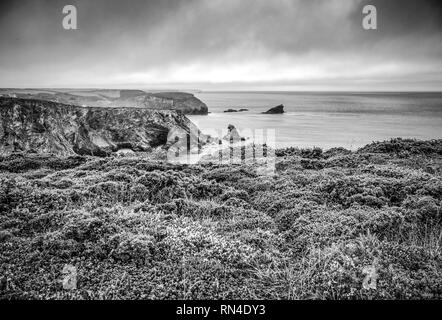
[0, 138, 441, 299]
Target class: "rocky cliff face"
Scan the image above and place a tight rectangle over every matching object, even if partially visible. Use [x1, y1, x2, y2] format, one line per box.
[148, 92, 209, 115]
[112, 91, 209, 114]
[0, 97, 202, 156]
[0, 89, 209, 115]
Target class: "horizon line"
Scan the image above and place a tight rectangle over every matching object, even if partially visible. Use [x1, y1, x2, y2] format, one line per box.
[1, 87, 442, 94]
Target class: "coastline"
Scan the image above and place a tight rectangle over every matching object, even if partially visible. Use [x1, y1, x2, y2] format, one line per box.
[189, 91, 442, 150]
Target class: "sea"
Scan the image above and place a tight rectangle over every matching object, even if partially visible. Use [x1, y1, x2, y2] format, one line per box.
[188, 91, 442, 150]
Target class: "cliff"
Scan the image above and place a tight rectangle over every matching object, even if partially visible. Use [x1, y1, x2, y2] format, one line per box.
[0, 97, 203, 156]
[149, 92, 209, 115]
[0, 89, 209, 115]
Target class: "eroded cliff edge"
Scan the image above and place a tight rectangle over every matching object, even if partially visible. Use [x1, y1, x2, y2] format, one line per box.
[0, 89, 209, 115]
[0, 97, 202, 156]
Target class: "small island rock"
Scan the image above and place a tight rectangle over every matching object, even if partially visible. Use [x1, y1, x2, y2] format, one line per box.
[262, 104, 284, 114]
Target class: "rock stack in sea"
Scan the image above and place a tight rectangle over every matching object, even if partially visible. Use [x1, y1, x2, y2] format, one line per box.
[262, 104, 284, 114]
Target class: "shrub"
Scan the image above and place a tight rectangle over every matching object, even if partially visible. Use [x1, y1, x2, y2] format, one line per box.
[0, 230, 13, 242]
[1, 138, 441, 300]
[62, 212, 112, 242]
[300, 233, 442, 299]
[109, 232, 156, 265]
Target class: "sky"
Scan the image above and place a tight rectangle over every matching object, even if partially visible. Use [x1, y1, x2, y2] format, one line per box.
[0, 0, 441, 91]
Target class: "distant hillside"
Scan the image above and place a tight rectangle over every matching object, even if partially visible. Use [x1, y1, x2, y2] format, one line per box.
[0, 89, 209, 115]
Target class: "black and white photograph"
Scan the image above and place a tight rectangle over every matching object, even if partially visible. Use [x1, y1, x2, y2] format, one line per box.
[0, 0, 442, 307]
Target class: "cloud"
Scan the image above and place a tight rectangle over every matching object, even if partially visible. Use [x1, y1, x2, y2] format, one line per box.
[0, 0, 441, 90]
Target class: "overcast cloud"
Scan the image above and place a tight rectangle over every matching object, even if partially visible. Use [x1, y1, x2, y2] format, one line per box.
[0, 0, 441, 90]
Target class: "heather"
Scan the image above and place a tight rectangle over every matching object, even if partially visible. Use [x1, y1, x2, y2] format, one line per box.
[0, 138, 441, 299]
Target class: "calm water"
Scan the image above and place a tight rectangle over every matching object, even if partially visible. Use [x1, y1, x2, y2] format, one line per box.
[188, 92, 442, 150]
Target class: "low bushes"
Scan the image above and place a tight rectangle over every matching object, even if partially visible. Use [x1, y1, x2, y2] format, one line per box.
[0, 138, 441, 299]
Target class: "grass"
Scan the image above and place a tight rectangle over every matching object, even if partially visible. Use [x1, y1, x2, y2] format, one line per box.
[0, 138, 441, 299]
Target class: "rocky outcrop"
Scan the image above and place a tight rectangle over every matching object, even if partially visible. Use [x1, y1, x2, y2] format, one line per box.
[223, 124, 244, 142]
[224, 108, 248, 113]
[149, 92, 208, 115]
[0, 97, 202, 156]
[262, 104, 284, 114]
[0, 89, 209, 115]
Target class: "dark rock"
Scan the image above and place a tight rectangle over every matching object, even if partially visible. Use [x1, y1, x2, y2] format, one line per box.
[223, 124, 243, 142]
[0, 97, 202, 156]
[224, 108, 248, 113]
[262, 104, 284, 114]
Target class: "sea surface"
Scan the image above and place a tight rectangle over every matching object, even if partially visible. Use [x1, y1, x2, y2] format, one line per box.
[188, 91, 442, 150]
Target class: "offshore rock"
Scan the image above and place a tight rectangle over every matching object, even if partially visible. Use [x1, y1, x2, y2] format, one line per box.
[262, 104, 284, 114]
[223, 124, 244, 142]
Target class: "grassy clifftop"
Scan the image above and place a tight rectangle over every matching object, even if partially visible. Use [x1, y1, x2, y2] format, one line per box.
[0, 138, 441, 299]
